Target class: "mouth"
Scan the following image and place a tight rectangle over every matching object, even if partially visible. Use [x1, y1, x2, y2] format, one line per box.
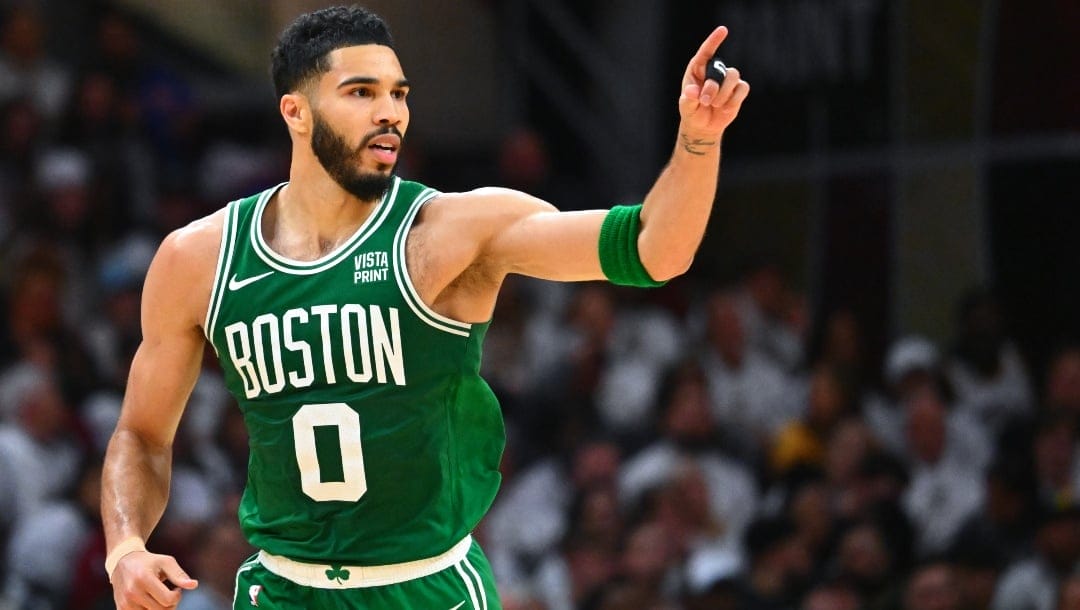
[365, 133, 401, 166]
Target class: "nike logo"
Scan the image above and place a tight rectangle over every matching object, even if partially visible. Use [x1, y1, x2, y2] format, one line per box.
[448, 602, 466, 610]
[229, 271, 274, 291]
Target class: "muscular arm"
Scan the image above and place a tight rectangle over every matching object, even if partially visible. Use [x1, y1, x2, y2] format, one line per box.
[101, 287, 205, 546]
[418, 27, 747, 321]
[101, 214, 221, 607]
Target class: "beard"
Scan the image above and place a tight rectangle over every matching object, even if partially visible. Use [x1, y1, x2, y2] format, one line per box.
[310, 111, 399, 202]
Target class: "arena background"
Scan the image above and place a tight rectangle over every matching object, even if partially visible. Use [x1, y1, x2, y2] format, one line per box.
[0, 0, 1077, 609]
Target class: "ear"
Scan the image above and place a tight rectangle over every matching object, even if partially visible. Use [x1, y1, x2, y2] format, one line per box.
[280, 93, 311, 135]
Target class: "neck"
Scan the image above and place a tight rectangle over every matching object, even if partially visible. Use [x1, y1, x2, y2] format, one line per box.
[267, 157, 385, 261]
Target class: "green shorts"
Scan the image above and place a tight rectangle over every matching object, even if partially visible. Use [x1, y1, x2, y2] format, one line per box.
[232, 536, 500, 610]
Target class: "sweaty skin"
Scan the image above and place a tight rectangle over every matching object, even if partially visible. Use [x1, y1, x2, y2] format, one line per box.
[102, 27, 748, 610]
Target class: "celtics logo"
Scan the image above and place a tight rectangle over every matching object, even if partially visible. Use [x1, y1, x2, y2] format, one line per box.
[325, 565, 351, 584]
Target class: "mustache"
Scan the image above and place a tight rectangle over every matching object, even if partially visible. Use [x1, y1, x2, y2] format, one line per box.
[358, 125, 403, 149]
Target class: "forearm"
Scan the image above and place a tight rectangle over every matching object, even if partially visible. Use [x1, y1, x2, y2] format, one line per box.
[102, 428, 173, 550]
[637, 123, 722, 280]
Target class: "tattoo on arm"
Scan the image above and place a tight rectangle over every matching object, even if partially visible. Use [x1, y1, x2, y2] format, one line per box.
[680, 133, 719, 156]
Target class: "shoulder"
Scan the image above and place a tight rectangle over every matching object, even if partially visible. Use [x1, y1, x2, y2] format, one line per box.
[153, 207, 228, 279]
[417, 187, 556, 229]
[143, 208, 229, 329]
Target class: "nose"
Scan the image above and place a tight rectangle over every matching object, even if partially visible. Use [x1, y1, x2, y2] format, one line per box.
[373, 93, 401, 126]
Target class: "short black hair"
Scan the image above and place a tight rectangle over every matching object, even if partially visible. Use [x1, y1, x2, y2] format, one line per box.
[271, 5, 394, 98]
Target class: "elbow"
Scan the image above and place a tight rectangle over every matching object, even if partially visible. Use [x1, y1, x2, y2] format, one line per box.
[641, 252, 694, 282]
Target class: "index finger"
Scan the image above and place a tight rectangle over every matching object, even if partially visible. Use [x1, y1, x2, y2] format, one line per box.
[687, 26, 729, 83]
[145, 576, 183, 607]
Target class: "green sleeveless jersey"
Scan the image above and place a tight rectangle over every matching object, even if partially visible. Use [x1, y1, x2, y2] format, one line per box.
[203, 177, 504, 565]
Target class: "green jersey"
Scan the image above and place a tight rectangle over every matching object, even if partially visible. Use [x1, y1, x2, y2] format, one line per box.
[204, 177, 504, 565]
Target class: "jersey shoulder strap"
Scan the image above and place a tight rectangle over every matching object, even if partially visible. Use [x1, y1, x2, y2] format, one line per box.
[203, 188, 273, 342]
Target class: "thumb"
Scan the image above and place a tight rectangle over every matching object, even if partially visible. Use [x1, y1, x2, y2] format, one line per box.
[679, 83, 702, 116]
[681, 83, 702, 104]
[160, 557, 199, 590]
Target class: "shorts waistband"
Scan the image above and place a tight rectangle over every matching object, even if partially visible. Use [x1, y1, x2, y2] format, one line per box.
[257, 535, 473, 589]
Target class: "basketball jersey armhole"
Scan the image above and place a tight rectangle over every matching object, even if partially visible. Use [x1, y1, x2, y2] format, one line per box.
[392, 188, 474, 337]
[203, 199, 241, 347]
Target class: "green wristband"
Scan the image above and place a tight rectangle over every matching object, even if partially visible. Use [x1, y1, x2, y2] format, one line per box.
[598, 204, 667, 288]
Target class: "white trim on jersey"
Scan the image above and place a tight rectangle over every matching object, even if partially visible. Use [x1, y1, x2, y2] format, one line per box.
[205, 198, 242, 346]
[392, 187, 473, 337]
[251, 178, 400, 275]
[255, 535, 473, 589]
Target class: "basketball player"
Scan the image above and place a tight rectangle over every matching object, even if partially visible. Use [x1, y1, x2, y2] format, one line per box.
[102, 5, 748, 609]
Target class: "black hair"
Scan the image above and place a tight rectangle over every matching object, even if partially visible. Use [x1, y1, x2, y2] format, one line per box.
[271, 5, 394, 98]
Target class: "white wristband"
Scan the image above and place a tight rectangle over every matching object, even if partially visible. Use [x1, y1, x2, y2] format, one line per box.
[105, 536, 147, 580]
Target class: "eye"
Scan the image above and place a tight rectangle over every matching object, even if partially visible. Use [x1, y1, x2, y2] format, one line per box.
[392, 89, 408, 100]
[351, 88, 372, 98]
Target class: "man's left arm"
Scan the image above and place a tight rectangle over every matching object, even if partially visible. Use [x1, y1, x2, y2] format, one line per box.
[475, 27, 748, 285]
[637, 25, 748, 280]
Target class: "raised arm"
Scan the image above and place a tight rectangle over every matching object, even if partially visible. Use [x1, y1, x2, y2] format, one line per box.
[454, 27, 747, 286]
[101, 215, 221, 609]
[638, 25, 748, 278]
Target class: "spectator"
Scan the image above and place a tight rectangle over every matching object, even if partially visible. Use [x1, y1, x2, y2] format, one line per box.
[733, 259, 806, 372]
[901, 384, 987, 556]
[1046, 346, 1080, 416]
[602, 521, 681, 608]
[0, 361, 82, 526]
[953, 456, 1037, 567]
[1032, 411, 1080, 503]
[191, 400, 249, 500]
[0, 96, 44, 246]
[735, 516, 811, 609]
[493, 127, 593, 212]
[702, 290, 801, 460]
[619, 362, 759, 553]
[1058, 573, 1080, 610]
[682, 576, 741, 610]
[81, 233, 155, 389]
[781, 469, 838, 580]
[480, 275, 535, 411]
[520, 284, 615, 455]
[771, 365, 856, 476]
[485, 439, 621, 589]
[532, 532, 619, 610]
[992, 502, 1080, 610]
[834, 519, 900, 610]
[801, 579, 861, 610]
[176, 517, 255, 610]
[865, 335, 943, 456]
[0, 6, 70, 119]
[55, 69, 152, 234]
[806, 307, 868, 400]
[3, 458, 101, 609]
[647, 463, 727, 571]
[595, 288, 683, 442]
[904, 560, 961, 610]
[951, 540, 1004, 610]
[67, 461, 111, 610]
[947, 288, 1033, 433]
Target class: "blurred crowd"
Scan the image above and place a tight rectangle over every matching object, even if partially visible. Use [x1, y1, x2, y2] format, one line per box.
[0, 4, 1077, 610]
